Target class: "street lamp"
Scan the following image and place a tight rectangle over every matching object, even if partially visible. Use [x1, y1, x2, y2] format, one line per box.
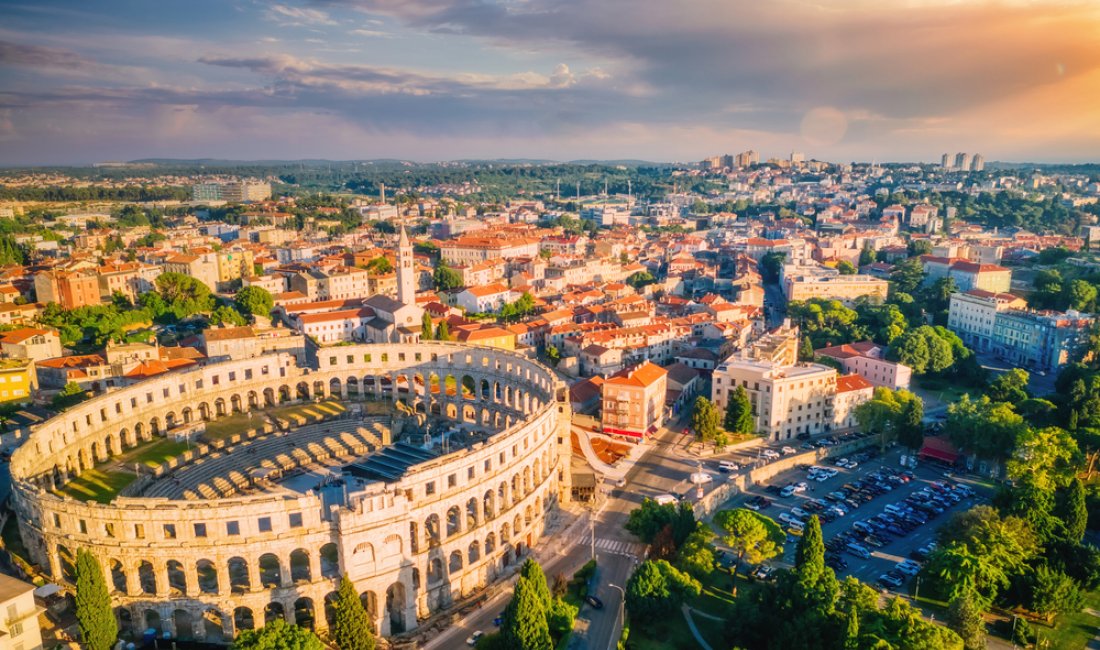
[607, 583, 625, 650]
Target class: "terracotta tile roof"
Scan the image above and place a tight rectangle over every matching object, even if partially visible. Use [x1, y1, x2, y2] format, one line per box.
[605, 360, 668, 387]
[836, 373, 874, 393]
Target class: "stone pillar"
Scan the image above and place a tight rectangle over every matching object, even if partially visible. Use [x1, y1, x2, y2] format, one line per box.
[125, 560, 142, 596]
[249, 560, 263, 593]
[280, 558, 293, 588]
[48, 548, 62, 581]
[155, 563, 170, 597]
[215, 561, 231, 597]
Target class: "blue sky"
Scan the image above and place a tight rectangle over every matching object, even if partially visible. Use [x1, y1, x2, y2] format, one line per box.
[1, 0, 1098, 165]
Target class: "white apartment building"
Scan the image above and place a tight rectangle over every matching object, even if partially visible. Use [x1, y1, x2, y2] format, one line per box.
[781, 265, 889, 305]
[947, 289, 1027, 352]
[0, 574, 42, 650]
[815, 342, 912, 390]
[711, 359, 838, 441]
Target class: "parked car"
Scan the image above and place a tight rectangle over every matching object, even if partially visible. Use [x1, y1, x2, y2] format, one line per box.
[467, 631, 485, 646]
[896, 560, 922, 576]
[877, 573, 904, 588]
[781, 445, 797, 455]
[762, 449, 780, 460]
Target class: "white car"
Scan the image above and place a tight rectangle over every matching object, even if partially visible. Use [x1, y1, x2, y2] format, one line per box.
[836, 458, 852, 468]
[467, 631, 484, 646]
[895, 561, 922, 576]
[781, 445, 797, 455]
[762, 449, 780, 460]
[793, 482, 808, 493]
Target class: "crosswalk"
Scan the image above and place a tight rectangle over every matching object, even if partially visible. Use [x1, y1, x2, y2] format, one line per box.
[593, 538, 645, 557]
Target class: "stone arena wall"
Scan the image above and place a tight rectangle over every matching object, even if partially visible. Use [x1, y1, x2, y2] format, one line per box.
[8, 342, 571, 642]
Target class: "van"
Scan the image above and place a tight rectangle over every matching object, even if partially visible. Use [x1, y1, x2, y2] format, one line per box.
[846, 543, 871, 559]
[780, 485, 797, 498]
[718, 460, 740, 472]
[654, 494, 677, 506]
[787, 520, 805, 533]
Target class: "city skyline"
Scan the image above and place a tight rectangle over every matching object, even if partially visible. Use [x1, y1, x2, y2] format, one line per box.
[1, 0, 1099, 165]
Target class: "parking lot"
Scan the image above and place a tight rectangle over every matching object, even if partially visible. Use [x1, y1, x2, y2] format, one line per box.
[712, 445, 986, 594]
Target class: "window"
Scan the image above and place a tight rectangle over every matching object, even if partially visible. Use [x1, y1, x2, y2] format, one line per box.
[258, 517, 272, 532]
[226, 521, 240, 536]
[425, 481, 436, 496]
[195, 379, 203, 389]
[134, 524, 144, 539]
[364, 354, 372, 363]
[104, 523, 115, 538]
[245, 369, 253, 380]
[78, 520, 87, 534]
[347, 355, 353, 364]
[194, 523, 207, 538]
[146, 392, 153, 403]
[447, 474, 457, 489]
[52, 513, 60, 528]
[162, 524, 177, 539]
[398, 353, 406, 362]
[468, 466, 476, 480]
[289, 513, 303, 528]
[484, 459, 492, 472]
[212, 375, 220, 386]
[9, 622, 22, 637]
[330, 356, 337, 365]
[6, 604, 16, 621]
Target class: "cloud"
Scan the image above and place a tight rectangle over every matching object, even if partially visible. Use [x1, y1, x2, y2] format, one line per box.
[268, 4, 338, 26]
[0, 40, 90, 69]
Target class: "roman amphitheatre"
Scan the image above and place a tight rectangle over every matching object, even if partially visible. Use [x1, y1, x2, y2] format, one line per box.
[8, 341, 570, 643]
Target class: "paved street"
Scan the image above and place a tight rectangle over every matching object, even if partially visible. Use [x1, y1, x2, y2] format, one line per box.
[425, 419, 705, 650]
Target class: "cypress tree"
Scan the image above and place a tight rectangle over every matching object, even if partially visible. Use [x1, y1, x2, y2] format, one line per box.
[501, 577, 552, 650]
[519, 559, 552, 612]
[1057, 478, 1088, 543]
[799, 336, 815, 361]
[74, 549, 117, 650]
[795, 515, 825, 583]
[421, 312, 435, 341]
[724, 386, 754, 434]
[437, 320, 451, 341]
[331, 575, 375, 650]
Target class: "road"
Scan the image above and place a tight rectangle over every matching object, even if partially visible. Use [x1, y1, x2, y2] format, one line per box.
[426, 419, 703, 650]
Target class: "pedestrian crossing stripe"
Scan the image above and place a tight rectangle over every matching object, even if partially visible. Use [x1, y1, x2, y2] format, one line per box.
[594, 538, 644, 555]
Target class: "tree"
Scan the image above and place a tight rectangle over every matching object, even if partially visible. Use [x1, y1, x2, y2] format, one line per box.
[676, 523, 717, 579]
[836, 260, 857, 275]
[986, 368, 1029, 404]
[235, 286, 274, 317]
[500, 574, 552, 650]
[421, 311, 434, 340]
[155, 272, 216, 319]
[520, 559, 552, 613]
[945, 594, 986, 650]
[795, 515, 826, 584]
[691, 396, 721, 443]
[854, 300, 908, 344]
[624, 560, 700, 621]
[859, 247, 876, 266]
[626, 270, 656, 289]
[231, 618, 324, 650]
[436, 320, 451, 341]
[890, 258, 925, 295]
[889, 325, 954, 374]
[759, 252, 786, 283]
[1006, 426, 1080, 490]
[1027, 564, 1083, 621]
[52, 380, 89, 410]
[545, 344, 561, 367]
[74, 549, 117, 650]
[210, 305, 248, 327]
[1057, 478, 1088, 543]
[799, 336, 815, 362]
[625, 499, 679, 544]
[898, 397, 925, 450]
[946, 394, 1028, 460]
[433, 264, 464, 291]
[724, 386, 754, 434]
[331, 575, 375, 650]
[714, 508, 783, 595]
[1063, 279, 1098, 312]
[365, 256, 394, 274]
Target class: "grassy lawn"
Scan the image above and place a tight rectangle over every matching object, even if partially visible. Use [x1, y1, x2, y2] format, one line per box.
[117, 437, 191, 468]
[53, 467, 137, 503]
[630, 567, 739, 650]
[1041, 588, 1100, 650]
[202, 399, 349, 440]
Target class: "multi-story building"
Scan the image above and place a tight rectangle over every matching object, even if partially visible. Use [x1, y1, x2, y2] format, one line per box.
[164, 251, 220, 291]
[0, 358, 35, 403]
[34, 269, 101, 309]
[192, 181, 271, 203]
[290, 267, 371, 302]
[922, 256, 1012, 293]
[815, 341, 912, 390]
[782, 268, 889, 305]
[440, 236, 540, 265]
[990, 309, 1096, 373]
[600, 361, 668, 440]
[201, 324, 307, 363]
[0, 574, 43, 650]
[947, 289, 1027, 352]
[0, 327, 62, 362]
[96, 261, 160, 301]
[711, 359, 839, 441]
[455, 283, 513, 314]
[833, 374, 875, 430]
[216, 247, 256, 285]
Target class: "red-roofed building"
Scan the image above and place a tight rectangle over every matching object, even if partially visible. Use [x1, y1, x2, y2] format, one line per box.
[815, 341, 911, 390]
[921, 255, 1011, 293]
[600, 361, 668, 440]
[833, 373, 875, 430]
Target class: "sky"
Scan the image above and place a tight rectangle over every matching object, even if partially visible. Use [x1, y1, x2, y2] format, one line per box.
[1, 0, 1099, 166]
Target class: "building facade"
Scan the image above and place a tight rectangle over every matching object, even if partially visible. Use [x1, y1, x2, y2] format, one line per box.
[712, 359, 838, 441]
[600, 361, 668, 440]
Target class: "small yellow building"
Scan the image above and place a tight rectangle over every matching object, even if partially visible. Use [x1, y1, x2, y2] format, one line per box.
[456, 326, 517, 351]
[0, 358, 35, 404]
